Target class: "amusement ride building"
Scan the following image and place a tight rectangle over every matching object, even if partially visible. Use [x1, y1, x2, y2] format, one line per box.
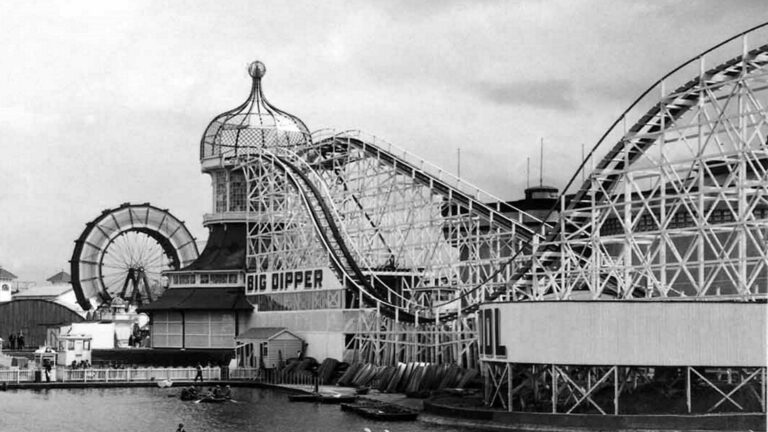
[68, 24, 767, 418]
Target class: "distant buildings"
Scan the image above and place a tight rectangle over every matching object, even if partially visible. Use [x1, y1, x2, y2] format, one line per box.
[0, 268, 17, 303]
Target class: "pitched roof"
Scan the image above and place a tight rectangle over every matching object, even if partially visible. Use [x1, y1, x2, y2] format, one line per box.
[137, 287, 253, 312]
[181, 224, 246, 271]
[235, 327, 302, 341]
[46, 271, 71, 284]
[0, 268, 17, 280]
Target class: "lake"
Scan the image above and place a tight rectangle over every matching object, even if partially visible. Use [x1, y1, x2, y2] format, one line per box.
[0, 386, 467, 432]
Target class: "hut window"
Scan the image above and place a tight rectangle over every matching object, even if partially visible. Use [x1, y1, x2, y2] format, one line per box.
[1, 284, 8, 291]
[83, 340, 90, 350]
[67, 340, 75, 350]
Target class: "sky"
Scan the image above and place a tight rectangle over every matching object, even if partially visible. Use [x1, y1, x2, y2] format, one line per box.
[0, 0, 765, 283]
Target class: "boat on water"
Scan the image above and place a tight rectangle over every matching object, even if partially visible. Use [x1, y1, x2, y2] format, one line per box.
[340, 402, 418, 421]
[197, 396, 229, 403]
[288, 393, 357, 404]
[180, 386, 233, 403]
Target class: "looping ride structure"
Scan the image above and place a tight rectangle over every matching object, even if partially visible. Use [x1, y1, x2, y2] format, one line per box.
[70, 203, 199, 310]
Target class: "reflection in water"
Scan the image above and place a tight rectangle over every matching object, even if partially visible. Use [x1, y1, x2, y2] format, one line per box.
[0, 387, 463, 432]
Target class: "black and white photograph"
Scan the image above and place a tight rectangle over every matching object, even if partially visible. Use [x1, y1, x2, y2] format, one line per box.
[0, 1, 766, 431]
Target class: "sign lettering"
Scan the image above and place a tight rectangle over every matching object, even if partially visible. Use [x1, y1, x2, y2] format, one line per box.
[246, 268, 339, 295]
[478, 307, 507, 359]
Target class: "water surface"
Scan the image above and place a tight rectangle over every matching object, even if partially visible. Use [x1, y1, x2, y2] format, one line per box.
[0, 386, 465, 432]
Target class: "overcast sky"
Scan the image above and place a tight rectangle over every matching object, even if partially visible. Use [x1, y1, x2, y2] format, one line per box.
[0, 0, 765, 283]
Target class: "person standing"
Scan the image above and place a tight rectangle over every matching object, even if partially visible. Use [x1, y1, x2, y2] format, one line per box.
[8, 333, 15, 350]
[194, 363, 203, 383]
[17, 331, 24, 350]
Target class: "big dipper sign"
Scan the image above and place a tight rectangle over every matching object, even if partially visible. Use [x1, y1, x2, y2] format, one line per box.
[246, 268, 343, 294]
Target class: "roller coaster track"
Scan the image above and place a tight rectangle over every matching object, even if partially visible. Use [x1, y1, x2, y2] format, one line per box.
[502, 32, 768, 300]
[307, 132, 556, 316]
[569, 43, 768, 224]
[312, 132, 543, 237]
[253, 151, 421, 322]
[250, 130, 555, 324]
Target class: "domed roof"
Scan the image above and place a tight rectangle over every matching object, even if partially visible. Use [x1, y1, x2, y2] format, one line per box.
[200, 61, 311, 162]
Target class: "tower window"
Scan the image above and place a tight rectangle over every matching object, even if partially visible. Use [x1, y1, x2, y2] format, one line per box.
[230, 170, 246, 212]
[214, 171, 227, 213]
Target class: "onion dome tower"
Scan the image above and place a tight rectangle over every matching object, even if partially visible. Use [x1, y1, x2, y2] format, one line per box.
[200, 60, 311, 222]
[183, 61, 311, 273]
[201, 61, 311, 165]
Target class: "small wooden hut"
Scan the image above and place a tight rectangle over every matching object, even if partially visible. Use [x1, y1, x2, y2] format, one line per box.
[235, 327, 303, 369]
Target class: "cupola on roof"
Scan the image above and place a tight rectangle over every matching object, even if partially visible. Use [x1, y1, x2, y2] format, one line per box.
[200, 61, 311, 162]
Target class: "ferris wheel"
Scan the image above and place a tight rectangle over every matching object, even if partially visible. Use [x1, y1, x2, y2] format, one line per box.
[70, 203, 199, 310]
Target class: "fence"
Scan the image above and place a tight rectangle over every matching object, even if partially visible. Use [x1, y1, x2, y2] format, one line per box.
[0, 367, 221, 383]
[0, 366, 318, 386]
[228, 367, 317, 386]
[0, 368, 35, 383]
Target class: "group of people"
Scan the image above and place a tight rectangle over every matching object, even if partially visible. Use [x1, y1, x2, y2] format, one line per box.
[179, 384, 232, 401]
[7, 330, 25, 350]
[69, 360, 91, 369]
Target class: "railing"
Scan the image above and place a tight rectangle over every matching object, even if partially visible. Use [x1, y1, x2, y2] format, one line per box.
[0, 368, 35, 383]
[0, 367, 221, 383]
[228, 368, 317, 386]
[0, 366, 318, 386]
[60, 367, 221, 382]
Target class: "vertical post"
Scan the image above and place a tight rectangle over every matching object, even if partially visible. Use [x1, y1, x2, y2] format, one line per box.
[526, 157, 530, 189]
[457, 147, 461, 178]
[697, 55, 706, 295]
[551, 364, 557, 413]
[483, 363, 490, 406]
[614, 366, 619, 415]
[658, 80, 667, 294]
[435, 308, 440, 365]
[590, 152, 599, 294]
[686, 367, 692, 413]
[762, 367, 766, 413]
[737, 35, 748, 297]
[539, 138, 544, 187]
[375, 302, 381, 365]
[623, 169, 633, 297]
[394, 307, 400, 364]
[560, 194, 567, 295]
[507, 363, 514, 412]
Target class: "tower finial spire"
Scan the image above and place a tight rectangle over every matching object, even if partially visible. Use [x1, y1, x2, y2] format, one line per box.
[248, 60, 266, 79]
